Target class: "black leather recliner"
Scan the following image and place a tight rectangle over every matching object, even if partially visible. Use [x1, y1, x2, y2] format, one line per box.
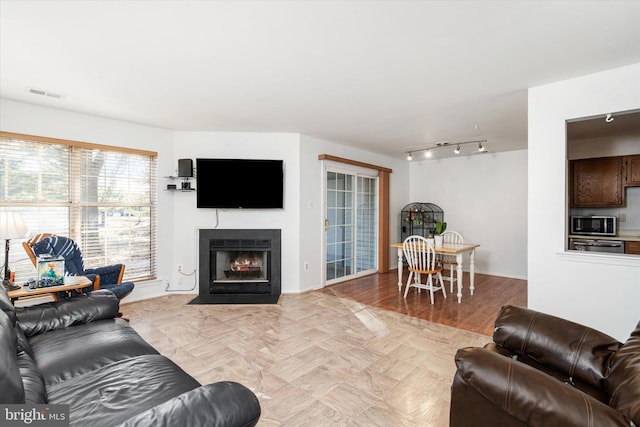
[450, 305, 640, 427]
[0, 283, 261, 426]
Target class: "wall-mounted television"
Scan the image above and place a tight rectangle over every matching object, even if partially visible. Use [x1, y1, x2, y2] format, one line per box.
[196, 158, 284, 209]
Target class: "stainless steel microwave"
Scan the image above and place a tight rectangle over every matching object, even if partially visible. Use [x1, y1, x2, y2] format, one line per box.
[570, 215, 617, 236]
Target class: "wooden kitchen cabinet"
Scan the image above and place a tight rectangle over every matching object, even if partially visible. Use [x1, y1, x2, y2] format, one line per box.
[570, 157, 624, 207]
[624, 155, 640, 186]
[626, 241, 640, 255]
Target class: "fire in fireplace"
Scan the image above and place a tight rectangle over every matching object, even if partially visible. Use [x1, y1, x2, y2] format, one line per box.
[194, 229, 281, 304]
[224, 252, 264, 279]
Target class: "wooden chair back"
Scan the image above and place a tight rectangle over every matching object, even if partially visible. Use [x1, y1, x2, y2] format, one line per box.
[403, 235, 439, 273]
[22, 233, 56, 267]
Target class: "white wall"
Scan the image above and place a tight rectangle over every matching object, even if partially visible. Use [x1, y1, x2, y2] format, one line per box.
[568, 133, 640, 159]
[409, 150, 528, 279]
[169, 131, 301, 294]
[528, 63, 640, 341]
[0, 98, 175, 301]
[298, 135, 409, 292]
[0, 99, 409, 297]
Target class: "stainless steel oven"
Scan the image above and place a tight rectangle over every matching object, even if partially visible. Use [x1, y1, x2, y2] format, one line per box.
[570, 215, 616, 236]
[569, 238, 625, 254]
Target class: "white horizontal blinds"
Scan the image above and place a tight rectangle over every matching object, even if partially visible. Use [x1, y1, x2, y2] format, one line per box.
[72, 147, 157, 281]
[0, 132, 157, 283]
[0, 136, 71, 282]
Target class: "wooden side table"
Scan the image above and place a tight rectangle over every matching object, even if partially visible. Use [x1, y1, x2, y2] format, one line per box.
[8, 276, 93, 304]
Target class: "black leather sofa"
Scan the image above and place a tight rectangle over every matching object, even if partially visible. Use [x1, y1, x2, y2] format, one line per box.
[450, 305, 640, 427]
[0, 284, 260, 426]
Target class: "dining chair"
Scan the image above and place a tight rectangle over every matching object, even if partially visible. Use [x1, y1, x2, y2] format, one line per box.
[439, 230, 464, 293]
[402, 235, 446, 304]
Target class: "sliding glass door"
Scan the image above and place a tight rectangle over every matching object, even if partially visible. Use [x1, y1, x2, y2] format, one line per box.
[324, 168, 378, 285]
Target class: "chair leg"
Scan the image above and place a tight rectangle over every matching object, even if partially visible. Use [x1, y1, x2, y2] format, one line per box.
[404, 275, 411, 298]
[439, 272, 446, 299]
[116, 312, 130, 322]
[428, 275, 435, 304]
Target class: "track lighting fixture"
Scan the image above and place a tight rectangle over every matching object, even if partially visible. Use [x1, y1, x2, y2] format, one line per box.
[605, 113, 614, 123]
[405, 139, 487, 161]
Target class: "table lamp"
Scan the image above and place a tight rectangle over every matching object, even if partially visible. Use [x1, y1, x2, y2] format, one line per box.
[1, 211, 28, 291]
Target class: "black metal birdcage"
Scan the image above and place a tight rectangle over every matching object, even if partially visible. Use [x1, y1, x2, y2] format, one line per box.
[399, 202, 444, 242]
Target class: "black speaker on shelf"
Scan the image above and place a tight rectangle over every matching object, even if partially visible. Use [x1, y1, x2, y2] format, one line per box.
[178, 159, 193, 177]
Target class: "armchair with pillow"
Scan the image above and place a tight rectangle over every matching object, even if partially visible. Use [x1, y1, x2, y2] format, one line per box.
[23, 234, 134, 300]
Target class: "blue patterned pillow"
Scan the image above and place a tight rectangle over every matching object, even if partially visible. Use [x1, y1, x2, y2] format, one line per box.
[32, 236, 85, 276]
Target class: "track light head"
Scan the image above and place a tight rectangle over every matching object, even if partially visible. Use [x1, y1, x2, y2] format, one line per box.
[478, 142, 486, 152]
[424, 150, 432, 158]
[454, 145, 461, 154]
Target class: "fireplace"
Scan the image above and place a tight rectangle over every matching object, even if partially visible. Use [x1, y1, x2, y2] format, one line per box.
[194, 229, 281, 304]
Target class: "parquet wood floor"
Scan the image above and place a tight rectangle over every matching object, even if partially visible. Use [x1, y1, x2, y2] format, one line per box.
[319, 270, 527, 336]
[118, 270, 525, 425]
[120, 289, 494, 425]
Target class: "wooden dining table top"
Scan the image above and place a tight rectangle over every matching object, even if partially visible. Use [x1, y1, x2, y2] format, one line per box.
[390, 242, 480, 254]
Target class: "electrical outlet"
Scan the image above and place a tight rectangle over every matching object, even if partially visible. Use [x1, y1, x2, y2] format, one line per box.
[177, 264, 183, 272]
[619, 213, 626, 222]
[304, 261, 309, 270]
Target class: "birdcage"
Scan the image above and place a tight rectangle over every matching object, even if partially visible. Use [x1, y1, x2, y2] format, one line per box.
[399, 202, 444, 242]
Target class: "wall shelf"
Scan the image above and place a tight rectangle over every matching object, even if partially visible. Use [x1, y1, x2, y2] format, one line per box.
[164, 175, 195, 191]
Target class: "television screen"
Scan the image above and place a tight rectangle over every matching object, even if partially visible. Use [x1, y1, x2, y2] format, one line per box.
[196, 159, 284, 209]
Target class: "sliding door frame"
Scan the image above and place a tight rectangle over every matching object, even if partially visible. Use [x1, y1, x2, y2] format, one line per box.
[318, 154, 392, 279]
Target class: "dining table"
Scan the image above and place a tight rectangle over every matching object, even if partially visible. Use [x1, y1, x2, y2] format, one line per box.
[390, 241, 480, 303]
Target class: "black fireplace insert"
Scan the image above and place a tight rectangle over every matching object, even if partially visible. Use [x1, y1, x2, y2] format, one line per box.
[193, 229, 281, 304]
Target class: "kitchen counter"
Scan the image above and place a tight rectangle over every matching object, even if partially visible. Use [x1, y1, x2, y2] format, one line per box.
[568, 231, 640, 242]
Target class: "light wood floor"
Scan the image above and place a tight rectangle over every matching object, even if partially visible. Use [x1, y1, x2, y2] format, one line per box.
[119, 271, 526, 425]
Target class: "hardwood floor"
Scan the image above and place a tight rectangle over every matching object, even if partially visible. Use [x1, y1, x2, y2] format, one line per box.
[319, 269, 527, 336]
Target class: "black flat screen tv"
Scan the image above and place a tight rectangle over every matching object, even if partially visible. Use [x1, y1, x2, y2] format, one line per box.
[196, 158, 284, 209]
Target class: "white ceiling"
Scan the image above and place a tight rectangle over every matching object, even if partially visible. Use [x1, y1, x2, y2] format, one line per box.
[1, 1, 639, 160]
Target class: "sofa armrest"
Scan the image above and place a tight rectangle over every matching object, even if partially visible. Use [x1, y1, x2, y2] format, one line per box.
[453, 347, 631, 427]
[16, 290, 119, 337]
[117, 381, 261, 427]
[493, 305, 621, 389]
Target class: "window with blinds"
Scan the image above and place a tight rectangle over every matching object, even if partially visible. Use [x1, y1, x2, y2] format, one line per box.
[0, 132, 157, 283]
